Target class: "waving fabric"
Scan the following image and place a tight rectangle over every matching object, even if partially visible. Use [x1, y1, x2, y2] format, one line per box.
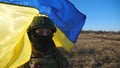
[0, 3, 38, 67]
[0, 0, 86, 67]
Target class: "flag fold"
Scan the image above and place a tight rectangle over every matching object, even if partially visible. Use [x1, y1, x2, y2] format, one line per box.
[0, 0, 86, 67]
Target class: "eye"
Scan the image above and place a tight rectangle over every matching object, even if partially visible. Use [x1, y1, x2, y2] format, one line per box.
[35, 29, 44, 35]
[37, 31, 43, 35]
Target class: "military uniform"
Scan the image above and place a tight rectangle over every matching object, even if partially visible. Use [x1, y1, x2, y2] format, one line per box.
[19, 49, 71, 68]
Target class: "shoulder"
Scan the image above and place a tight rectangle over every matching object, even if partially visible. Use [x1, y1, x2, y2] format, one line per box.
[56, 48, 71, 68]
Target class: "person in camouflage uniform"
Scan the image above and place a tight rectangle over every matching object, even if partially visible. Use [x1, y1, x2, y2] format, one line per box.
[19, 16, 71, 68]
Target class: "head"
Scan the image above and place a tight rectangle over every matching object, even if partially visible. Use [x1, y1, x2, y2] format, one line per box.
[28, 16, 56, 53]
[28, 16, 56, 33]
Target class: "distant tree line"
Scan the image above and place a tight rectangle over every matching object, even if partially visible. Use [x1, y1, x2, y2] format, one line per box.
[81, 30, 120, 34]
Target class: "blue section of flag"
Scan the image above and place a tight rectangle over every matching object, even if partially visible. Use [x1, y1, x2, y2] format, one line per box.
[0, 0, 86, 42]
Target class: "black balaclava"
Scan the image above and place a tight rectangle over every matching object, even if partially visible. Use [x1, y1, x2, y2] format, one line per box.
[28, 29, 55, 53]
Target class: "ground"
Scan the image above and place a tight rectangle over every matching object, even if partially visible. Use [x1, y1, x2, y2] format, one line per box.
[66, 31, 120, 68]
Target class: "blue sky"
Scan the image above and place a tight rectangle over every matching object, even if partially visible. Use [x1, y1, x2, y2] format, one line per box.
[69, 0, 120, 31]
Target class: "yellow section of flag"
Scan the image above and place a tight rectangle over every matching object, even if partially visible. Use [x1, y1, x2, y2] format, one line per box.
[0, 3, 38, 68]
[53, 27, 74, 51]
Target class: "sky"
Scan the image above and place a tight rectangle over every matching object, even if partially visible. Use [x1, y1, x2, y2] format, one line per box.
[69, 0, 120, 31]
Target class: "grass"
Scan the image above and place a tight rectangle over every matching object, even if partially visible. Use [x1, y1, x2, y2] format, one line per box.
[65, 30, 120, 68]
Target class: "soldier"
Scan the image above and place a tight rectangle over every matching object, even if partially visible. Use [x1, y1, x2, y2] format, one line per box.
[20, 16, 70, 68]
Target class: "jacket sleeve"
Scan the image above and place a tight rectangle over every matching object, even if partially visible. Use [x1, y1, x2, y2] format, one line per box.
[57, 48, 71, 68]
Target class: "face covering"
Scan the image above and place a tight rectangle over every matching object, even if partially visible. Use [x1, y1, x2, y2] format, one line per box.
[28, 30, 55, 53]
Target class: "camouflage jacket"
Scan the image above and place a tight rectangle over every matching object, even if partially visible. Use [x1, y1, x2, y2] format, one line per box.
[19, 49, 71, 68]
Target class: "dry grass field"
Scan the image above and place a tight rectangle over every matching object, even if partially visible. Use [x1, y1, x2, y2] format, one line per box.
[66, 30, 120, 68]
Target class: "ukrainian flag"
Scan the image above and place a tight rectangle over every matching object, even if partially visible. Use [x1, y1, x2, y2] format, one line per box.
[0, 0, 86, 67]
